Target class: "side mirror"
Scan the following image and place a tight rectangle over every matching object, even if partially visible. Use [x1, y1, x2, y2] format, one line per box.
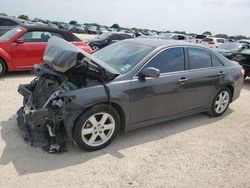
[14, 38, 24, 44]
[139, 67, 160, 80]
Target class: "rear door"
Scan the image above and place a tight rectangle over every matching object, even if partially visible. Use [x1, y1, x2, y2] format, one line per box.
[179, 47, 225, 111]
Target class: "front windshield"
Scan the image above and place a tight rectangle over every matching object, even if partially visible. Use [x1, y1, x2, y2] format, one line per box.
[0, 27, 23, 42]
[92, 41, 154, 73]
[218, 43, 240, 50]
[95, 32, 111, 40]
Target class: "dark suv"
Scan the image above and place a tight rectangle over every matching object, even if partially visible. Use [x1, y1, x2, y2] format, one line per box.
[88, 32, 133, 51]
[0, 16, 26, 36]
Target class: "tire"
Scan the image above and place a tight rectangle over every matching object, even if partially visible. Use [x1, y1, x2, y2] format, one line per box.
[0, 59, 7, 77]
[90, 44, 100, 51]
[207, 87, 232, 117]
[72, 104, 120, 151]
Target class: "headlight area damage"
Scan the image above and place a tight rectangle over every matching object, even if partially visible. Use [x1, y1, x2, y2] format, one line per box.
[17, 37, 119, 153]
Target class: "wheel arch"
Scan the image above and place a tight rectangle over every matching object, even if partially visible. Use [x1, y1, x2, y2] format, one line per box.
[72, 101, 126, 136]
[0, 48, 14, 71]
[224, 84, 234, 102]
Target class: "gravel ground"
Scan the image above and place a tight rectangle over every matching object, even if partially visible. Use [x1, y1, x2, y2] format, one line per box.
[0, 72, 250, 188]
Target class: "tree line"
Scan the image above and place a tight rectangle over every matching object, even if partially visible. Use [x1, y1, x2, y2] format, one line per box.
[1, 13, 249, 40]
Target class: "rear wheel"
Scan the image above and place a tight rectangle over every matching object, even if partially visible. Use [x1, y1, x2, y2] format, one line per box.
[0, 59, 7, 77]
[208, 87, 231, 117]
[73, 105, 120, 151]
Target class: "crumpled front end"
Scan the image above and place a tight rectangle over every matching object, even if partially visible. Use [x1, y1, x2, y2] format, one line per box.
[17, 77, 68, 153]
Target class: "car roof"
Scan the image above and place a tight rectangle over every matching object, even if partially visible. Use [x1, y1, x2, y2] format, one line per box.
[21, 26, 81, 42]
[124, 38, 200, 48]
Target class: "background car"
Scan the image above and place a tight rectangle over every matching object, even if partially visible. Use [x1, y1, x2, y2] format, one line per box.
[201, 37, 228, 48]
[0, 26, 92, 76]
[215, 42, 249, 60]
[17, 38, 244, 152]
[0, 16, 27, 36]
[88, 32, 133, 51]
[235, 49, 250, 79]
[192, 34, 209, 44]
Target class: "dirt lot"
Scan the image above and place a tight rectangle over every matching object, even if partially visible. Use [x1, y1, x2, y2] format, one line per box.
[0, 72, 250, 188]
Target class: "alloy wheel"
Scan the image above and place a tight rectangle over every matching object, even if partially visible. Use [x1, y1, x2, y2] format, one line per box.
[81, 112, 115, 147]
[214, 91, 230, 114]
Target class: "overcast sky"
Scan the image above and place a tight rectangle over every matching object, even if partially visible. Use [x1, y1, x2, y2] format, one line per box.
[1, 0, 250, 36]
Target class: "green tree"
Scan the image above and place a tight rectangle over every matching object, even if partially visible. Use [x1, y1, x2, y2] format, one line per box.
[203, 31, 212, 35]
[0, 13, 7, 16]
[69, 20, 78, 25]
[173, 31, 186, 35]
[18, 14, 29, 20]
[214, 34, 228, 39]
[110, 23, 120, 30]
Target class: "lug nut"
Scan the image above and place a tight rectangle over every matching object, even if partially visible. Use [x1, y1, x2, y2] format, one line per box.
[101, 126, 104, 129]
[99, 131, 102, 134]
[94, 131, 97, 134]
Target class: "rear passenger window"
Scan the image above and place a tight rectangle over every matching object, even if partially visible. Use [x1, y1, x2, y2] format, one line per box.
[188, 48, 212, 69]
[145, 47, 185, 73]
[211, 55, 223, 66]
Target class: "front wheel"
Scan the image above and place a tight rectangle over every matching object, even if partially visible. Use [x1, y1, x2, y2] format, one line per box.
[207, 87, 231, 117]
[73, 105, 120, 151]
[0, 59, 7, 77]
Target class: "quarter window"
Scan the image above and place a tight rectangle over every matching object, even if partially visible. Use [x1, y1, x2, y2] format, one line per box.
[145, 47, 185, 73]
[211, 55, 223, 66]
[188, 48, 212, 69]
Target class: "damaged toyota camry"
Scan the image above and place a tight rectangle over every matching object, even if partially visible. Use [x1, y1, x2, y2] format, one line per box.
[17, 37, 244, 153]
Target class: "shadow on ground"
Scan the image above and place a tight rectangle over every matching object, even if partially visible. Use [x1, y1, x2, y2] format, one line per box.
[0, 71, 33, 79]
[0, 109, 233, 176]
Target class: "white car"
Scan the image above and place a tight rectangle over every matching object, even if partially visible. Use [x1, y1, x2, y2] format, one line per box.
[201, 37, 228, 48]
[191, 34, 209, 44]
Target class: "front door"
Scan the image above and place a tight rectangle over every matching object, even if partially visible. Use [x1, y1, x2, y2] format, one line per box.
[129, 47, 187, 124]
[9, 31, 53, 69]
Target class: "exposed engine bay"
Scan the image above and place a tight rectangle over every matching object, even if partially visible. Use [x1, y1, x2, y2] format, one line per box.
[17, 37, 119, 153]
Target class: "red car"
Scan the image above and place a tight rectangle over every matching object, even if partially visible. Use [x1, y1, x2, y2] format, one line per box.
[0, 26, 93, 77]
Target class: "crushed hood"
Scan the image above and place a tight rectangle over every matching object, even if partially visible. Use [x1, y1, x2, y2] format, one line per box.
[43, 37, 120, 75]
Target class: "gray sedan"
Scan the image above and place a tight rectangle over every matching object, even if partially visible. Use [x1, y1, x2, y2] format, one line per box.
[17, 37, 244, 152]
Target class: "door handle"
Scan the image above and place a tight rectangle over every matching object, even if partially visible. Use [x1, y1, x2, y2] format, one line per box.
[219, 71, 225, 76]
[179, 77, 189, 82]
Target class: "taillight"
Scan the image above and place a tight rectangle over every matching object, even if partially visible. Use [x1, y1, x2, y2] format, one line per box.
[240, 69, 245, 77]
[208, 41, 215, 44]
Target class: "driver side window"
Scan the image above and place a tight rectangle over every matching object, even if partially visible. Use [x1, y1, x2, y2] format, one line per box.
[20, 31, 63, 43]
[144, 47, 185, 73]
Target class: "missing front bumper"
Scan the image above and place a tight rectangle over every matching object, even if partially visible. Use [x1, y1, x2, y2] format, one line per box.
[17, 81, 67, 153]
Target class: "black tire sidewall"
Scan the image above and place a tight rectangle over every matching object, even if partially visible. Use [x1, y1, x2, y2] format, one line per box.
[73, 105, 120, 151]
[0, 59, 6, 77]
[210, 87, 231, 117]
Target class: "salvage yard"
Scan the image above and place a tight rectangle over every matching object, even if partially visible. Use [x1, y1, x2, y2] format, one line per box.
[0, 73, 250, 187]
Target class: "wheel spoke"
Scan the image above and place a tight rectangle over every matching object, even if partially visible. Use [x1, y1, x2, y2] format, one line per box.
[222, 93, 228, 100]
[82, 127, 94, 135]
[99, 133, 108, 142]
[89, 134, 98, 144]
[100, 113, 109, 125]
[89, 116, 98, 126]
[103, 123, 114, 130]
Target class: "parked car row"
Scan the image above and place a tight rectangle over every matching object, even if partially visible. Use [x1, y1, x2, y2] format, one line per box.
[0, 26, 92, 76]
